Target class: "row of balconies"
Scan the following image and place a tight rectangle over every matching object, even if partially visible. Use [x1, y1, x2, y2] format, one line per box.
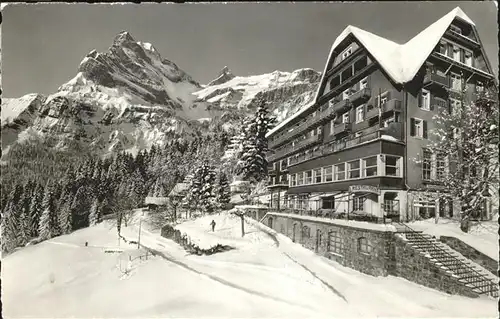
[269, 99, 403, 162]
[268, 87, 372, 149]
[287, 123, 403, 167]
[268, 133, 322, 163]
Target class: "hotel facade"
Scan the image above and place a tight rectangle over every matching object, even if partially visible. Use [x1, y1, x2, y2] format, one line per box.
[265, 7, 497, 222]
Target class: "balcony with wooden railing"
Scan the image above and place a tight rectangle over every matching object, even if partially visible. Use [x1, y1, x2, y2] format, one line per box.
[267, 134, 322, 162]
[382, 99, 402, 113]
[333, 122, 352, 136]
[288, 123, 403, 167]
[348, 87, 371, 105]
[431, 97, 448, 109]
[423, 70, 450, 88]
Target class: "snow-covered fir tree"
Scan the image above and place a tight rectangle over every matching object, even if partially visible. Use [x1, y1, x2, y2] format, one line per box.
[415, 79, 499, 232]
[236, 102, 276, 182]
[216, 172, 231, 209]
[29, 183, 44, 237]
[59, 199, 73, 235]
[184, 161, 218, 214]
[1, 203, 19, 253]
[89, 198, 101, 226]
[39, 181, 59, 240]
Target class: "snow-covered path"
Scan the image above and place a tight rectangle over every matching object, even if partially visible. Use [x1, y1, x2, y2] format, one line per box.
[3, 213, 497, 318]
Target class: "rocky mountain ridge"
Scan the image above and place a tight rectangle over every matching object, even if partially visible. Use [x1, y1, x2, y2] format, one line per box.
[1, 31, 320, 157]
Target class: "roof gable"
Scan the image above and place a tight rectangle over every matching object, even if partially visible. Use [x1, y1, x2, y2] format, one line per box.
[267, 7, 491, 138]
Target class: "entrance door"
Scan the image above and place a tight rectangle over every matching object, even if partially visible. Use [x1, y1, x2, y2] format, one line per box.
[292, 223, 297, 243]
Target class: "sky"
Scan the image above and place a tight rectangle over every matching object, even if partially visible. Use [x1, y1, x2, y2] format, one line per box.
[1, 2, 498, 98]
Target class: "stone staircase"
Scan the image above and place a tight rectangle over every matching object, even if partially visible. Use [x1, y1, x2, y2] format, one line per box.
[395, 223, 499, 298]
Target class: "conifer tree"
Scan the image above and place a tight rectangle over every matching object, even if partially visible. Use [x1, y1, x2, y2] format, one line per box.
[29, 183, 44, 237]
[89, 198, 101, 226]
[39, 181, 57, 240]
[1, 203, 19, 253]
[236, 102, 276, 182]
[216, 172, 231, 209]
[58, 192, 73, 235]
[184, 161, 217, 214]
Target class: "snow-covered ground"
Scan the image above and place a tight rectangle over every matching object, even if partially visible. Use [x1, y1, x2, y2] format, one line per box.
[408, 218, 499, 260]
[3, 211, 497, 318]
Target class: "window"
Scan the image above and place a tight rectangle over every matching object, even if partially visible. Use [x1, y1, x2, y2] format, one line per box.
[410, 118, 427, 138]
[439, 41, 448, 55]
[330, 120, 335, 135]
[376, 92, 388, 107]
[302, 226, 311, 239]
[363, 156, 378, 177]
[465, 51, 472, 67]
[453, 47, 460, 61]
[348, 160, 360, 179]
[420, 89, 430, 111]
[324, 166, 333, 182]
[305, 171, 313, 184]
[451, 73, 462, 91]
[341, 47, 352, 60]
[385, 156, 400, 176]
[291, 174, 297, 187]
[328, 231, 344, 255]
[358, 237, 373, 254]
[450, 25, 461, 34]
[436, 153, 446, 180]
[355, 105, 365, 123]
[342, 88, 352, 100]
[297, 173, 304, 186]
[422, 149, 432, 180]
[342, 112, 349, 123]
[335, 163, 346, 181]
[314, 168, 322, 183]
[353, 196, 365, 211]
[360, 77, 368, 89]
[317, 126, 322, 135]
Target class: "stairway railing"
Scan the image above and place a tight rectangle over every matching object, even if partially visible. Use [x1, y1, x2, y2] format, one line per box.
[395, 222, 498, 296]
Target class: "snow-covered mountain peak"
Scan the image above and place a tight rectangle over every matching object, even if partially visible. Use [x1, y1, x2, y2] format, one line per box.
[207, 66, 236, 86]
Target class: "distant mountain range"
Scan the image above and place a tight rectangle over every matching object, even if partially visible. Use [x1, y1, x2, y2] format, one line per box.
[1, 31, 320, 157]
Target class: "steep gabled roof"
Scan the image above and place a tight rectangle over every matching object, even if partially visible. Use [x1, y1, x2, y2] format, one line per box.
[267, 7, 489, 138]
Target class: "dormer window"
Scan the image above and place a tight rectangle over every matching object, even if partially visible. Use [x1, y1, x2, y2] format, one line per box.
[450, 25, 461, 34]
[341, 47, 353, 60]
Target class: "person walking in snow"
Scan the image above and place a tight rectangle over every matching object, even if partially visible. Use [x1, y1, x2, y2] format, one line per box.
[210, 220, 216, 232]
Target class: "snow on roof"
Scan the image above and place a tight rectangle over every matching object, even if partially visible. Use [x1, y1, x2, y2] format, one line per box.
[145, 197, 169, 205]
[168, 183, 189, 197]
[267, 7, 479, 138]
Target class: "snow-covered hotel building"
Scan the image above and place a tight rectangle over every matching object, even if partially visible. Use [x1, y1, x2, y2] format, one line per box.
[265, 7, 497, 222]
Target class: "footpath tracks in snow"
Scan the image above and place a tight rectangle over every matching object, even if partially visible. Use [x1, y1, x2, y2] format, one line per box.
[125, 225, 339, 316]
